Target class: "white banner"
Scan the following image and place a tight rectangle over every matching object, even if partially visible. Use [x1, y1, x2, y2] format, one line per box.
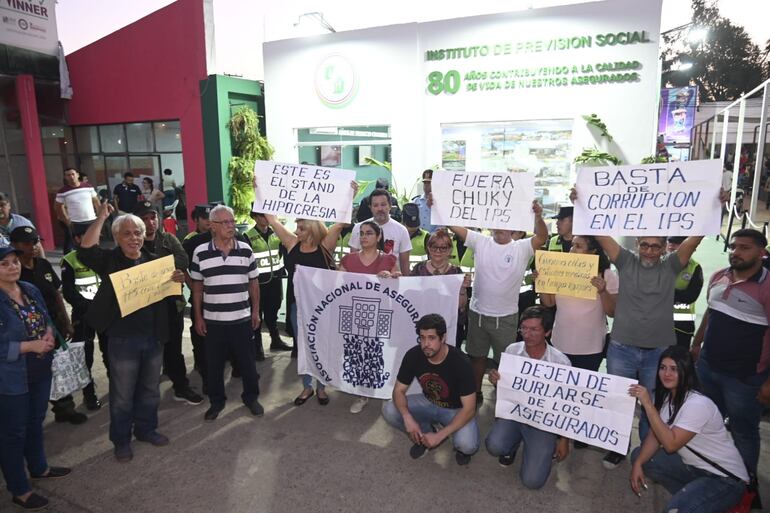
[253, 161, 355, 223]
[495, 353, 637, 453]
[295, 266, 463, 399]
[0, 0, 58, 56]
[573, 160, 722, 236]
[430, 170, 535, 231]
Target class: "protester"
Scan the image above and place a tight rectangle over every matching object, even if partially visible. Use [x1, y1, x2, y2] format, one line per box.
[189, 205, 264, 421]
[264, 214, 344, 406]
[340, 220, 400, 413]
[692, 228, 770, 484]
[539, 235, 617, 372]
[133, 201, 202, 405]
[54, 167, 100, 253]
[11, 226, 87, 425]
[0, 192, 34, 248]
[547, 206, 574, 252]
[485, 306, 570, 489]
[245, 210, 292, 359]
[411, 169, 438, 233]
[112, 172, 143, 214]
[666, 236, 704, 349]
[61, 223, 106, 411]
[402, 202, 429, 270]
[79, 203, 183, 461]
[0, 246, 71, 511]
[349, 189, 412, 274]
[381, 313, 479, 465]
[431, 194, 548, 404]
[410, 228, 469, 347]
[629, 346, 748, 513]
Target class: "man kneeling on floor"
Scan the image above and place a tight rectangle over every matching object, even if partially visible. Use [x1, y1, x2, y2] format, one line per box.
[486, 306, 571, 489]
[382, 313, 479, 465]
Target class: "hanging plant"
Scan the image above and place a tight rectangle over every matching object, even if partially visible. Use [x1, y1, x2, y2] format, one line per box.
[583, 113, 614, 141]
[574, 147, 622, 166]
[227, 107, 274, 223]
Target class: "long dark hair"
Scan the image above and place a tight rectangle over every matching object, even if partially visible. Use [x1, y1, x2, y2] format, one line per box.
[654, 345, 700, 424]
[574, 235, 611, 273]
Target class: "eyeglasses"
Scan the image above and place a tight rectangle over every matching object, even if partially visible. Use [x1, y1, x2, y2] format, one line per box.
[638, 242, 663, 251]
[430, 245, 451, 252]
[212, 220, 236, 225]
[517, 327, 542, 334]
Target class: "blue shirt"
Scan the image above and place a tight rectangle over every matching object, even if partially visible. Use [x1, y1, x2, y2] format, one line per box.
[412, 195, 438, 233]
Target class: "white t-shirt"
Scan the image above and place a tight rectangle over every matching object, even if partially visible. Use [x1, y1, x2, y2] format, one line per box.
[661, 391, 749, 482]
[552, 268, 619, 355]
[465, 230, 534, 317]
[349, 217, 412, 256]
[504, 341, 572, 366]
[55, 183, 97, 223]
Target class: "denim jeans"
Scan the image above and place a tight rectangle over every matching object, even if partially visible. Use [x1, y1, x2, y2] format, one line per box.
[205, 321, 260, 408]
[696, 355, 768, 475]
[631, 446, 745, 513]
[291, 303, 325, 391]
[485, 418, 557, 489]
[606, 339, 665, 443]
[108, 336, 163, 447]
[381, 394, 479, 455]
[0, 378, 51, 497]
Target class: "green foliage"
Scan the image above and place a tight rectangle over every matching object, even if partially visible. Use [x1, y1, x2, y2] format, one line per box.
[582, 113, 613, 141]
[661, 0, 766, 101]
[574, 147, 622, 166]
[640, 155, 669, 164]
[227, 107, 274, 223]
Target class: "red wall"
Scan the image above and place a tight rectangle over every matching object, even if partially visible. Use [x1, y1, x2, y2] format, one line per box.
[65, 0, 209, 215]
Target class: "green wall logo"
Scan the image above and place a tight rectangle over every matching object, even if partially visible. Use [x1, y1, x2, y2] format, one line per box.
[315, 55, 358, 108]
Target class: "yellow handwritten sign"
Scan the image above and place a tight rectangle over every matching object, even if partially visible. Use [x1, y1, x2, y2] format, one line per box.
[109, 255, 181, 317]
[535, 250, 599, 300]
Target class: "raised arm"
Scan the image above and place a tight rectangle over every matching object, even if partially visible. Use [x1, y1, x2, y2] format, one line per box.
[596, 236, 621, 263]
[322, 222, 347, 253]
[82, 202, 113, 249]
[530, 200, 548, 251]
[264, 214, 299, 252]
[675, 236, 704, 268]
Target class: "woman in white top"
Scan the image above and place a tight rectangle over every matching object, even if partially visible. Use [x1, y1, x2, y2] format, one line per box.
[629, 346, 748, 513]
[539, 235, 617, 372]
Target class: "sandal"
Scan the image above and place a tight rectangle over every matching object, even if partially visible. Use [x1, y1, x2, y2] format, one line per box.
[293, 389, 314, 406]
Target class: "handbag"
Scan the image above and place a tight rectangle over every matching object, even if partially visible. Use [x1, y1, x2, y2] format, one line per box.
[49, 332, 92, 401]
[684, 445, 759, 513]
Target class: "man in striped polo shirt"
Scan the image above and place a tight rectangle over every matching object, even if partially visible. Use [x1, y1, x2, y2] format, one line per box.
[189, 205, 263, 421]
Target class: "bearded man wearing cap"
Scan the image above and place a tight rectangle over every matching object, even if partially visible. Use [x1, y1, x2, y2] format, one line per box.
[133, 201, 203, 405]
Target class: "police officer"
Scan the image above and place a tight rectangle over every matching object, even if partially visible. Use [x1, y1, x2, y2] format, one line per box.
[61, 223, 106, 411]
[183, 204, 213, 241]
[402, 203, 429, 272]
[667, 236, 704, 348]
[245, 211, 291, 358]
[548, 206, 574, 252]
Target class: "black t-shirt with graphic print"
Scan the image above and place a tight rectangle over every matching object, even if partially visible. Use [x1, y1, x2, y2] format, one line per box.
[396, 345, 475, 409]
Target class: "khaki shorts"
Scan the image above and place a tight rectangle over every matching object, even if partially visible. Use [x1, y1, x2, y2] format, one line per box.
[465, 310, 518, 362]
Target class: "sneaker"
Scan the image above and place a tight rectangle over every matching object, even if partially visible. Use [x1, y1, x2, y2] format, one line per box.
[174, 387, 204, 405]
[246, 400, 265, 417]
[349, 396, 369, 414]
[455, 451, 472, 466]
[409, 443, 428, 459]
[135, 431, 169, 446]
[204, 405, 224, 421]
[270, 339, 293, 351]
[12, 492, 48, 510]
[602, 451, 626, 470]
[498, 452, 516, 467]
[30, 466, 71, 479]
[114, 444, 133, 463]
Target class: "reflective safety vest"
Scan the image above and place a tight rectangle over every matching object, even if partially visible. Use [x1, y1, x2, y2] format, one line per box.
[460, 247, 475, 274]
[673, 259, 699, 322]
[449, 238, 461, 267]
[409, 229, 429, 266]
[547, 235, 569, 252]
[521, 256, 535, 293]
[61, 250, 101, 301]
[183, 230, 199, 241]
[335, 232, 352, 264]
[245, 227, 284, 276]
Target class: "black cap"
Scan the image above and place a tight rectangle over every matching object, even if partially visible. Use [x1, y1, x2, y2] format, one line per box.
[10, 226, 41, 244]
[667, 236, 686, 244]
[551, 206, 574, 220]
[192, 204, 212, 220]
[402, 203, 420, 228]
[0, 246, 23, 259]
[133, 201, 156, 218]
